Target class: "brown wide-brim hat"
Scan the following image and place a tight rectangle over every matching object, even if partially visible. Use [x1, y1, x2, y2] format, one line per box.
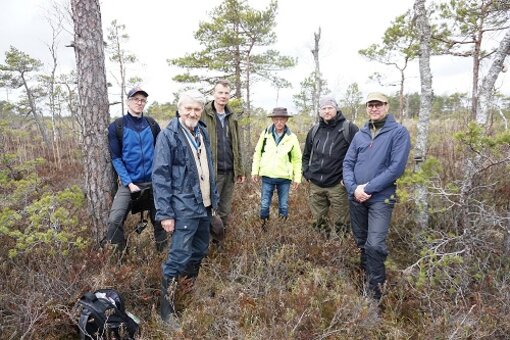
[267, 107, 291, 117]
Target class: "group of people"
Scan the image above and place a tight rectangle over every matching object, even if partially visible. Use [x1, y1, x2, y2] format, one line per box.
[105, 80, 411, 327]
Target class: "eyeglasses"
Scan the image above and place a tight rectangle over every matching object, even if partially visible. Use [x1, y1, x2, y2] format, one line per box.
[130, 98, 147, 104]
[367, 102, 386, 108]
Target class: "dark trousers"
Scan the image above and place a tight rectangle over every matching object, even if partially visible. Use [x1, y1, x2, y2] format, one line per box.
[106, 182, 167, 251]
[162, 208, 212, 279]
[216, 170, 235, 226]
[349, 199, 394, 299]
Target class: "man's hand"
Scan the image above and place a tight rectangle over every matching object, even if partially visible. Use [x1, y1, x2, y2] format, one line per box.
[236, 175, 246, 184]
[292, 182, 299, 191]
[251, 175, 259, 183]
[128, 183, 141, 193]
[354, 184, 372, 203]
[161, 219, 175, 233]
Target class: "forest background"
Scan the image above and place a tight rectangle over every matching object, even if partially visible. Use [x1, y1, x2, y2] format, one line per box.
[1, 0, 510, 338]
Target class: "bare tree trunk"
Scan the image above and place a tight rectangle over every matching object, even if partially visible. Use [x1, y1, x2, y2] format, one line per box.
[245, 51, 253, 160]
[47, 16, 63, 170]
[461, 27, 510, 231]
[470, 12, 487, 120]
[399, 67, 405, 120]
[413, 0, 433, 229]
[476, 27, 510, 126]
[311, 27, 322, 120]
[112, 24, 126, 115]
[21, 73, 50, 148]
[398, 58, 409, 121]
[71, 0, 114, 243]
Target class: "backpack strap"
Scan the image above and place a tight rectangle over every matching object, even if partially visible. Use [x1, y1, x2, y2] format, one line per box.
[341, 119, 353, 144]
[114, 117, 124, 146]
[78, 292, 99, 340]
[260, 127, 270, 154]
[114, 116, 159, 148]
[145, 116, 159, 145]
[308, 123, 320, 167]
[78, 310, 90, 340]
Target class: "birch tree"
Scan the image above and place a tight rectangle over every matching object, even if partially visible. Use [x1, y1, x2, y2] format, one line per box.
[413, 0, 433, 229]
[70, 0, 112, 243]
[459, 27, 510, 247]
[476, 28, 510, 126]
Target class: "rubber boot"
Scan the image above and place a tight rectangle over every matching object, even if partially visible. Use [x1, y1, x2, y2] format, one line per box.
[160, 277, 180, 330]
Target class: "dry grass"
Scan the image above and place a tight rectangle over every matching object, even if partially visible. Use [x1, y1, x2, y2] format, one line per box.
[1, 117, 509, 339]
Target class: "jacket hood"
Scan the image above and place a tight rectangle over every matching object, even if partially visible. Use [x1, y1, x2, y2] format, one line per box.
[319, 110, 346, 128]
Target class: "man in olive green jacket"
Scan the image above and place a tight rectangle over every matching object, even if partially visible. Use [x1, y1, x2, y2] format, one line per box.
[201, 79, 245, 243]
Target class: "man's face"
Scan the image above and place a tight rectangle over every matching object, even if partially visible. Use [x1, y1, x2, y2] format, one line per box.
[213, 84, 231, 107]
[366, 101, 389, 121]
[179, 101, 203, 130]
[272, 116, 288, 132]
[319, 105, 337, 122]
[127, 94, 148, 115]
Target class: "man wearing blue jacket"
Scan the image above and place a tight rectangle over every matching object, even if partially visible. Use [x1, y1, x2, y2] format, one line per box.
[152, 90, 219, 327]
[343, 92, 411, 302]
[106, 87, 167, 253]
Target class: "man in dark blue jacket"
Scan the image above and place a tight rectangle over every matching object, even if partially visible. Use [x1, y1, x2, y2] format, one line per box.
[106, 87, 167, 253]
[343, 92, 411, 302]
[152, 89, 219, 327]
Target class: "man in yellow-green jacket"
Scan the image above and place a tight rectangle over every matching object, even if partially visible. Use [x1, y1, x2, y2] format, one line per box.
[251, 107, 302, 229]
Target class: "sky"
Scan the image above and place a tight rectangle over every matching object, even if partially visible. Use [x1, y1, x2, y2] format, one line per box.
[1, 0, 510, 116]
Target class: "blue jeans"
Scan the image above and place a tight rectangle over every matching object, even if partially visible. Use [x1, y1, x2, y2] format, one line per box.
[162, 208, 211, 279]
[260, 177, 291, 219]
[349, 199, 394, 299]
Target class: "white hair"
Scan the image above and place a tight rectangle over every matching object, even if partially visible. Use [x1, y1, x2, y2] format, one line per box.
[177, 89, 206, 108]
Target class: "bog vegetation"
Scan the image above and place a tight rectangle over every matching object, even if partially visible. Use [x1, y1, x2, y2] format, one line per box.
[1, 0, 510, 338]
[1, 106, 509, 339]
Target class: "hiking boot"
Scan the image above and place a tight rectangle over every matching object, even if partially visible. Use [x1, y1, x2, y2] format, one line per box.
[260, 218, 269, 232]
[160, 277, 180, 330]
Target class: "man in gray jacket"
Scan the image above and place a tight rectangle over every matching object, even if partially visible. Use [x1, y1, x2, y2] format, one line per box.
[152, 89, 219, 327]
[343, 92, 411, 302]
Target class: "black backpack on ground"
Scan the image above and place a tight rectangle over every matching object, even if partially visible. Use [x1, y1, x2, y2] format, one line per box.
[77, 288, 139, 340]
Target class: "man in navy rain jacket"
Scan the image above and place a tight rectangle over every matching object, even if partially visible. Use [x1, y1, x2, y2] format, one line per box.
[343, 92, 411, 302]
[152, 89, 219, 327]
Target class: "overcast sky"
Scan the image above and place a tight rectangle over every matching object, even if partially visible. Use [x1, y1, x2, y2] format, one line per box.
[1, 0, 509, 116]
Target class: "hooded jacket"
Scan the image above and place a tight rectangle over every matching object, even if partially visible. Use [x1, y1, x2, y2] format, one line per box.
[152, 117, 219, 221]
[201, 101, 244, 178]
[343, 114, 411, 203]
[302, 111, 358, 188]
[251, 125, 302, 183]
